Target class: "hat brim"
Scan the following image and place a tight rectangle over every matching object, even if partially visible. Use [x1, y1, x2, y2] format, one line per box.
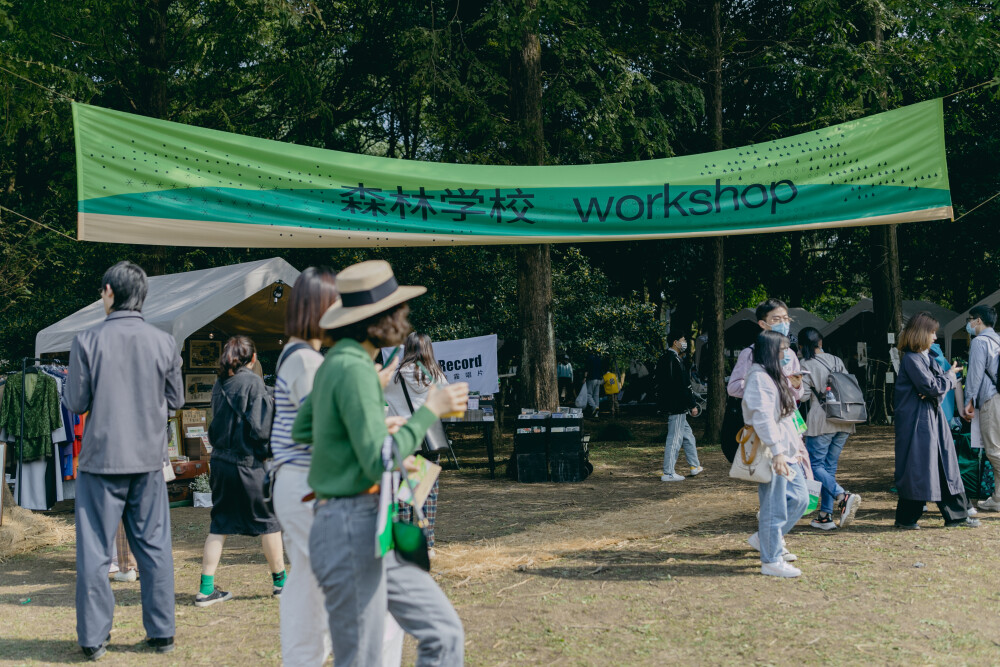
[319, 285, 426, 330]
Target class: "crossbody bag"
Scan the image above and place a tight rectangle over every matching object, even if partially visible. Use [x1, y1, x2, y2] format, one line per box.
[398, 372, 449, 455]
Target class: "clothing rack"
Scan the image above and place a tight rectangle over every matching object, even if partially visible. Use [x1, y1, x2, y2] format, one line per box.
[18, 357, 65, 507]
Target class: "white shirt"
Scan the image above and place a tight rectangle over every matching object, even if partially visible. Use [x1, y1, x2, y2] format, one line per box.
[383, 363, 448, 418]
[741, 364, 802, 459]
[270, 341, 324, 468]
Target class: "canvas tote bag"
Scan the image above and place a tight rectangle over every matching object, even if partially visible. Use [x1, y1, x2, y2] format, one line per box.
[729, 425, 773, 483]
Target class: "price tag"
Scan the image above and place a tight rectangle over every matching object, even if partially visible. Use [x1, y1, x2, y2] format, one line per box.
[887, 333, 895, 344]
[885, 372, 895, 384]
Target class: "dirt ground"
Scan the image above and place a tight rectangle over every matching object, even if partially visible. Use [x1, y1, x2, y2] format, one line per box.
[3, 418, 1000, 665]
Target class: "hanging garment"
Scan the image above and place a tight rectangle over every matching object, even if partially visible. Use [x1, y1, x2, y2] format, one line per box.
[0, 372, 62, 462]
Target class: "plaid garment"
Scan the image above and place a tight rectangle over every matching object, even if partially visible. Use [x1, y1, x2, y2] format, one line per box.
[397, 478, 439, 547]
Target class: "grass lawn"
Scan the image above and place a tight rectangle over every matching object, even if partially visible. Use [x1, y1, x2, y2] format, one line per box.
[2, 419, 999, 665]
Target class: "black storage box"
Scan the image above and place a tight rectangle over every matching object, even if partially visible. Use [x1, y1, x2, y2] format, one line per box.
[515, 452, 549, 483]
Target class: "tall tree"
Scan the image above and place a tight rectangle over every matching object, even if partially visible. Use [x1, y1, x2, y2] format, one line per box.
[511, 0, 557, 411]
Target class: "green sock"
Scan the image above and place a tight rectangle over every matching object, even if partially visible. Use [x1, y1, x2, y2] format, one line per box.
[272, 570, 286, 588]
[200, 574, 214, 596]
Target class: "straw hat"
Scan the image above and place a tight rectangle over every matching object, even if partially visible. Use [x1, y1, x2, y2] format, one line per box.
[319, 260, 425, 329]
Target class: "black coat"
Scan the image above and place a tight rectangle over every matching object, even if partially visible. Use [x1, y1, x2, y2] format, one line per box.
[893, 349, 963, 501]
[208, 367, 274, 467]
[655, 350, 696, 415]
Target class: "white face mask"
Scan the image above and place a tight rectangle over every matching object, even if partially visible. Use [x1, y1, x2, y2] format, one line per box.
[679, 341, 688, 352]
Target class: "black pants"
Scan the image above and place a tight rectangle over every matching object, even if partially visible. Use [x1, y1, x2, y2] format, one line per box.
[895, 463, 970, 525]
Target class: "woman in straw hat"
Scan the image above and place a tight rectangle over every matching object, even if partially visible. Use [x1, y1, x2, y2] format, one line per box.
[292, 260, 468, 667]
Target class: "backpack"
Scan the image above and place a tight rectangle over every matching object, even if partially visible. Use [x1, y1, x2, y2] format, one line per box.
[808, 355, 867, 424]
[602, 372, 621, 395]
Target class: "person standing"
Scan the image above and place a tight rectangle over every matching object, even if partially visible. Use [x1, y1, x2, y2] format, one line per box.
[894, 313, 979, 529]
[66, 261, 183, 659]
[196, 336, 284, 606]
[556, 355, 574, 403]
[798, 327, 861, 530]
[656, 331, 702, 482]
[384, 332, 449, 550]
[293, 260, 467, 667]
[582, 352, 603, 418]
[270, 267, 339, 666]
[742, 331, 810, 578]
[960, 305, 1000, 512]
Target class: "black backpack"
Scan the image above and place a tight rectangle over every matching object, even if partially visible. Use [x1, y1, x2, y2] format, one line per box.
[809, 356, 867, 424]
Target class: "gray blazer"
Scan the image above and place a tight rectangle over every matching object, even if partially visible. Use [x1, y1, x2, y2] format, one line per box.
[66, 310, 184, 474]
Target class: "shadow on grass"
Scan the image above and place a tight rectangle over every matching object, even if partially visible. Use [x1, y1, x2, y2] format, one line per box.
[525, 547, 761, 580]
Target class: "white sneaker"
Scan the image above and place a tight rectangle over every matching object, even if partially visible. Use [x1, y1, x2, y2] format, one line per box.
[967, 507, 978, 517]
[839, 493, 861, 529]
[761, 561, 801, 578]
[689, 466, 704, 476]
[660, 473, 685, 482]
[747, 533, 795, 562]
[113, 569, 137, 583]
[977, 497, 1000, 512]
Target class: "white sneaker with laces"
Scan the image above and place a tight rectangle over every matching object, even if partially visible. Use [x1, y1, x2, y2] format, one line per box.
[761, 561, 801, 578]
[747, 533, 795, 562]
[978, 496, 1000, 512]
[660, 473, 685, 482]
[689, 466, 704, 476]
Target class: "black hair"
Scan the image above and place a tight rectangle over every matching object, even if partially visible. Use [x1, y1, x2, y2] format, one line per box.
[752, 330, 796, 418]
[285, 267, 338, 340]
[667, 330, 686, 345]
[798, 327, 823, 361]
[101, 261, 148, 312]
[970, 305, 998, 328]
[218, 335, 255, 380]
[396, 332, 444, 386]
[755, 298, 788, 324]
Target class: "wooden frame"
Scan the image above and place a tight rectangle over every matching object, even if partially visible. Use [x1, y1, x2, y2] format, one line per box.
[187, 339, 221, 370]
[184, 373, 217, 404]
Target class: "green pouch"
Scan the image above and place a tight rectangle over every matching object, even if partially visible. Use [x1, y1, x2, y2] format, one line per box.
[806, 478, 823, 513]
[392, 512, 431, 572]
[792, 409, 808, 435]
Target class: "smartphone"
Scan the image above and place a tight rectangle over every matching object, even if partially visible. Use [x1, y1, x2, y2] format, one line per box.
[382, 346, 400, 367]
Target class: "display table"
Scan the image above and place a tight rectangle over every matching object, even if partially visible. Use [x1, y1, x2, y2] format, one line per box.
[441, 409, 496, 479]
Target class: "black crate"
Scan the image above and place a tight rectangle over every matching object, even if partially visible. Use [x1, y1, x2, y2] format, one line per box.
[513, 430, 548, 455]
[516, 452, 549, 483]
[548, 431, 583, 455]
[550, 452, 588, 483]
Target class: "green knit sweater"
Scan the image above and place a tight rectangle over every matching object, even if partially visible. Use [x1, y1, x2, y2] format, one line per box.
[293, 338, 436, 499]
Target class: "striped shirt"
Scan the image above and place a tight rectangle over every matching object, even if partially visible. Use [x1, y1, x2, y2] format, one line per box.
[270, 343, 324, 469]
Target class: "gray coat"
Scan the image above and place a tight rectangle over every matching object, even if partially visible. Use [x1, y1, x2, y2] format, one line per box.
[66, 311, 184, 474]
[893, 349, 963, 501]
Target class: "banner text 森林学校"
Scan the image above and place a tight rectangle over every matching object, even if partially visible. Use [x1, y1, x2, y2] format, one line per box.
[572, 179, 798, 222]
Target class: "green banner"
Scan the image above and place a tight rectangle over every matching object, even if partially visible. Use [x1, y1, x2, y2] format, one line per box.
[73, 100, 952, 247]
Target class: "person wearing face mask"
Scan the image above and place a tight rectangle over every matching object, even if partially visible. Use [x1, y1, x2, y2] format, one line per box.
[961, 305, 1000, 512]
[656, 331, 703, 481]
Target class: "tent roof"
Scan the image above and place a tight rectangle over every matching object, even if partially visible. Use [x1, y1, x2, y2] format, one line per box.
[35, 257, 300, 356]
[820, 298, 958, 338]
[943, 289, 1000, 339]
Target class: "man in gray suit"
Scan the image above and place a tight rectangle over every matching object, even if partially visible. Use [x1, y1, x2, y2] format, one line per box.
[66, 261, 184, 660]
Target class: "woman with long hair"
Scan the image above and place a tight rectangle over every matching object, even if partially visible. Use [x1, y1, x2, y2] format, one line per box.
[798, 327, 861, 530]
[196, 335, 282, 607]
[292, 260, 468, 666]
[383, 332, 448, 549]
[742, 330, 810, 577]
[893, 312, 978, 529]
[270, 267, 339, 665]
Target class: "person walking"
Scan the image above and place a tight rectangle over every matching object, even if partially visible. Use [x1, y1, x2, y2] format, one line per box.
[269, 267, 339, 666]
[656, 331, 702, 482]
[960, 305, 1000, 512]
[65, 261, 183, 659]
[894, 313, 979, 529]
[742, 331, 810, 578]
[582, 352, 603, 418]
[292, 260, 468, 667]
[557, 355, 574, 403]
[384, 332, 449, 550]
[798, 327, 861, 530]
[196, 335, 285, 607]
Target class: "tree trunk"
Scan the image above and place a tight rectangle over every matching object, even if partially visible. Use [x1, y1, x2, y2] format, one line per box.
[704, 0, 726, 443]
[864, 11, 903, 423]
[511, 2, 557, 411]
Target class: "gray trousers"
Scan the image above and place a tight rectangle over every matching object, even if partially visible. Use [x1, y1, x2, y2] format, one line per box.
[310, 494, 464, 667]
[75, 470, 175, 647]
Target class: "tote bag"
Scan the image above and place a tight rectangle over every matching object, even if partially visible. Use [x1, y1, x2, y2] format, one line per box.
[729, 425, 773, 483]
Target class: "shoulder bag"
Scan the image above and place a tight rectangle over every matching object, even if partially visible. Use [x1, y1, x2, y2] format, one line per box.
[399, 373, 449, 455]
[729, 425, 773, 483]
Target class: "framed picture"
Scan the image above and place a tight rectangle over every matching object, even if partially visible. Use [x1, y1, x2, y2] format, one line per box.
[184, 373, 217, 404]
[188, 339, 221, 370]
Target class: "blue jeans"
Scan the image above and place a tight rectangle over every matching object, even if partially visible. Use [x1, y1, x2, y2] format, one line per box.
[805, 432, 849, 515]
[663, 413, 700, 474]
[757, 462, 809, 564]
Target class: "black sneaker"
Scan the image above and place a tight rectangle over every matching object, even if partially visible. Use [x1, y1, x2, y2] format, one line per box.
[195, 586, 232, 607]
[145, 636, 175, 653]
[893, 522, 921, 530]
[272, 584, 284, 597]
[81, 634, 110, 661]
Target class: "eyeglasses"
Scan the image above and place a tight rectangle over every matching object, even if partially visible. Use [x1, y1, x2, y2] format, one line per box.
[766, 316, 793, 324]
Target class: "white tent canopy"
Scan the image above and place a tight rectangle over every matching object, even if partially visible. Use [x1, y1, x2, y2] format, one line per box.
[35, 257, 300, 357]
[820, 298, 958, 340]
